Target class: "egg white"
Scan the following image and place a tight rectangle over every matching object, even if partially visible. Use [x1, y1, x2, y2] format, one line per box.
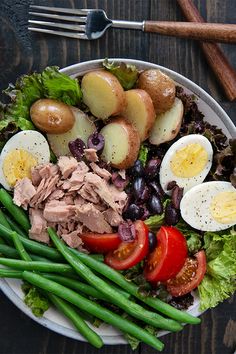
[0, 130, 50, 190]
[180, 181, 236, 232]
[159, 134, 213, 194]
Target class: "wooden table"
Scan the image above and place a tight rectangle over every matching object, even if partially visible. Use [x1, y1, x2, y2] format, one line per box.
[0, 1, 235, 353]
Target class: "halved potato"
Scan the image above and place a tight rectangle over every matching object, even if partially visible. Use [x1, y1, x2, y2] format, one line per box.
[122, 89, 155, 142]
[47, 107, 96, 157]
[137, 69, 176, 115]
[100, 117, 140, 169]
[81, 70, 126, 120]
[149, 97, 184, 146]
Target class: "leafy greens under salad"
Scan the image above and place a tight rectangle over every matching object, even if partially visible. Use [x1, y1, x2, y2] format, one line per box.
[0, 59, 235, 350]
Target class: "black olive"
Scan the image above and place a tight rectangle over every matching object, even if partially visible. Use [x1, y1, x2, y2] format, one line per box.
[87, 131, 105, 152]
[147, 194, 163, 215]
[148, 231, 157, 252]
[132, 160, 145, 177]
[68, 138, 86, 160]
[123, 204, 144, 221]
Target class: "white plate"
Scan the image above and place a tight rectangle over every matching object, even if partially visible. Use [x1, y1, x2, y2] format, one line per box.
[1, 59, 236, 345]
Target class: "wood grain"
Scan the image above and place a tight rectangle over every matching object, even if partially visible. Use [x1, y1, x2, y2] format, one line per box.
[0, 1, 236, 354]
[144, 21, 236, 43]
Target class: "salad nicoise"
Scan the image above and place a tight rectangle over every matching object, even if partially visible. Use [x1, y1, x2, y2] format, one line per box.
[0, 60, 235, 350]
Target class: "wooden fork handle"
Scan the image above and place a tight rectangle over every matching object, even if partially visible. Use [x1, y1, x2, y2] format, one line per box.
[177, 0, 236, 101]
[144, 22, 236, 44]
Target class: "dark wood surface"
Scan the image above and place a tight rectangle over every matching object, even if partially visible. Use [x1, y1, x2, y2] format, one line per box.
[0, 1, 235, 353]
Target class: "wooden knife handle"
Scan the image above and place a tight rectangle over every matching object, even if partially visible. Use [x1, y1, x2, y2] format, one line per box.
[144, 21, 236, 44]
[177, 0, 236, 101]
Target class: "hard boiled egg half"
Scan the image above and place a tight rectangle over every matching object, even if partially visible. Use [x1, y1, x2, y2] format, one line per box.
[160, 134, 213, 194]
[180, 181, 236, 231]
[0, 131, 50, 190]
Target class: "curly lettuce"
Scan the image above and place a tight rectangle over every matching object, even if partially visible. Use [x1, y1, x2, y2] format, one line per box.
[103, 59, 138, 90]
[22, 282, 50, 317]
[198, 228, 236, 310]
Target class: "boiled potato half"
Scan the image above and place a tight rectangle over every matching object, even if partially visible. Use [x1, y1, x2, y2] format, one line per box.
[149, 97, 184, 146]
[30, 99, 75, 134]
[100, 117, 140, 169]
[81, 70, 126, 120]
[47, 107, 96, 157]
[137, 69, 176, 115]
[122, 89, 155, 142]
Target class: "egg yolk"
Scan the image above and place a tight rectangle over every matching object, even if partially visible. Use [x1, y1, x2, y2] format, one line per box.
[170, 143, 208, 178]
[3, 149, 38, 187]
[210, 191, 236, 224]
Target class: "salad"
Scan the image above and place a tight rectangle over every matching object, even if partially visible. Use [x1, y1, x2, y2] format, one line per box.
[0, 59, 235, 351]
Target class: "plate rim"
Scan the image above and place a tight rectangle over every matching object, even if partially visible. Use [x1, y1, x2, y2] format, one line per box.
[1, 58, 236, 345]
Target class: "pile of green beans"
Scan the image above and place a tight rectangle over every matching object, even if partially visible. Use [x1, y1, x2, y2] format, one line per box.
[0, 189, 201, 350]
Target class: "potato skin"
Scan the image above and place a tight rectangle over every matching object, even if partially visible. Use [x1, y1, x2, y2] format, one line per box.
[101, 117, 140, 169]
[81, 70, 126, 120]
[137, 69, 176, 115]
[30, 99, 75, 134]
[122, 89, 155, 142]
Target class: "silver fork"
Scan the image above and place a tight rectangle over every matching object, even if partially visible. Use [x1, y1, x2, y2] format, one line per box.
[28, 6, 236, 43]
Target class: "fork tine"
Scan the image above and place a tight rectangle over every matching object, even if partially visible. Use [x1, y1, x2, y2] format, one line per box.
[29, 5, 89, 16]
[28, 20, 86, 32]
[28, 27, 88, 40]
[29, 12, 87, 23]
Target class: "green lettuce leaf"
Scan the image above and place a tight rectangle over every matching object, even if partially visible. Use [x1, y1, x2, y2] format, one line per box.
[103, 59, 138, 90]
[198, 228, 236, 310]
[176, 220, 202, 254]
[42, 66, 82, 105]
[22, 282, 50, 317]
[138, 144, 149, 166]
[144, 213, 165, 232]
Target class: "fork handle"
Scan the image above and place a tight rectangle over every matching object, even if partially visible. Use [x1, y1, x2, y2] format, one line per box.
[144, 22, 236, 43]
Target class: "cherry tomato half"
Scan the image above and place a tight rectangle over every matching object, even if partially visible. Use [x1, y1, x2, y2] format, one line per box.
[166, 250, 207, 297]
[80, 233, 121, 254]
[144, 226, 188, 283]
[104, 220, 149, 270]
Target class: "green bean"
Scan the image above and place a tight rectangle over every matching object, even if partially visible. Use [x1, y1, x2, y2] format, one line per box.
[48, 228, 182, 332]
[0, 258, 75, 276]
[0, 243, 53, 262]
[71, 250, 201, 325]
[0, 268, 23, 278]
[0, 223, 63, 261]
[45, 291, 103, 348]
[4, 214, 28, 238]
[11, 232, 31, 262]
[23, 271, 164, 351]
[43, 274, 129, 301]
[89, 254, 104, 262]
[0, 209, 12, 229]
[0, 189, 30, 231]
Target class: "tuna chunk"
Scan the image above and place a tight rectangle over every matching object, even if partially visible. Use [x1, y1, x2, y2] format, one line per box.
[76, 203, 112, 233]
[29, 208, 49, 244]
[107, 185, 128, 212]
[13, 178, 36, 210]
[30, 175, 59, 206]
[79, 183, 100, 204]
[90, 162, 112, 180]
[58, 156, 78, 179]
[68, 169, 85, 191]
[103, 208, 124, 227]
[43, 200, 75, 222]
[84, 173, 118, 211]
[84, 148, 99, 162]
[61, 231, 83, 248]
[31, 163, 59, 185]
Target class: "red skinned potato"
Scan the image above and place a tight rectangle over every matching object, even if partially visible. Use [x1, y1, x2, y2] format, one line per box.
[149, 98, 184, 146]
[100, 117, 140, 169]
[122, 89, 156, 142]
[81, 70, 126, 120]
[137, 69, 176, 115]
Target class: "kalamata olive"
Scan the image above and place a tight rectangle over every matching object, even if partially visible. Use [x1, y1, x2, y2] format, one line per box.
[132, 160, 145, 177]
[145, 159, 161, 180]
[171, 185, 184, 209]
[140, 206, 150, 220]
[165, 203, 180, 225]
[139, 185, 151, 203]
[149, 181, 164, 197]
[87, 131, 105, 152]
[30, 99, 75, 134]
[68, 138, 86, 160]
[133, 177, 145, 200]
[167, 181, 177, 191]
[147, 194, 163, 215]
[123, 204, 144, 221]
[148, 231, 157, 252]
[112, 172, 129, 190]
